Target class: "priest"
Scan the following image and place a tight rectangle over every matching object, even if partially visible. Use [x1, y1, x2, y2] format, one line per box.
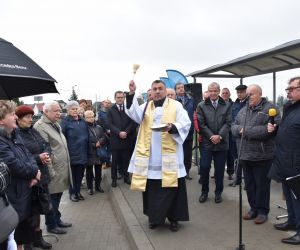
[125, 80, 191, 232]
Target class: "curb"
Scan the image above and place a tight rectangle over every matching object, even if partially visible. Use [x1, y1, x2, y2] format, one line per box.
[102, 172, 154, 250]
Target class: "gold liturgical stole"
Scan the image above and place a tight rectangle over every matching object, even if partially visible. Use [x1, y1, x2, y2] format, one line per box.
[131, 98, 178, 191]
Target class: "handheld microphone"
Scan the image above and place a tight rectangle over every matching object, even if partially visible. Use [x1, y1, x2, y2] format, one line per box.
[268, 108, 277, 125]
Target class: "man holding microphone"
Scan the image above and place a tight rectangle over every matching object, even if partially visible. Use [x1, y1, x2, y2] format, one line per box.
[232, 84, 280, 224]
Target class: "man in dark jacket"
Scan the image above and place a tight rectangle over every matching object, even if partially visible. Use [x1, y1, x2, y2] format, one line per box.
[232, 84, 280, 225]
[228, 84, 248, 187]
[107, 91, 137, 187]
[175, 83, 195, 180]
[197, 82, 232, 203]
[269, 76, 300, 245]
[221, 88, 235, 180]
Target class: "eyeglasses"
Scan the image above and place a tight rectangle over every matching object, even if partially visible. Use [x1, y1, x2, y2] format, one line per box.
[285, 86, 300, 93]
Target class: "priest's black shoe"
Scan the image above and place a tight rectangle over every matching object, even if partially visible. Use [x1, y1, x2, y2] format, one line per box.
[47, 227, 67, 234]
[274, 221, 296, 231]
[58, 221, 72, 228]
[88, 189, 94, 195]
[70, 194, 79, 202]
[124, 178, 131, 185]
[111, 180, 117, 188]
[149, 223, 158, 229]
[282, 233, 300, 245]
[199, 193, 208, 203]
[215, 194, 223, 203]
[169, 221, 178, 232]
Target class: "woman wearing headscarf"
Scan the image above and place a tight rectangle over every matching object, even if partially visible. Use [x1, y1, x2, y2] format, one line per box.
[15, 105, 52, 249]
[60, 101, 89, 202]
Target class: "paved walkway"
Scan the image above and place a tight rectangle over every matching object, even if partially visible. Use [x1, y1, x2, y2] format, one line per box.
[41, 185, 130, 250]
[117, 166, 299, 250]
[40, 165, 299, 250]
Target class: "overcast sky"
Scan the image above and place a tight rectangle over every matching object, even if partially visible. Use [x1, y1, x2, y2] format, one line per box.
[1, 0, 300, 103]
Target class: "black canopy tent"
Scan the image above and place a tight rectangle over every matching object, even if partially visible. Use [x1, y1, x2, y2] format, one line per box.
[187, 39, 300, 101]
[187, 39, 300, 250]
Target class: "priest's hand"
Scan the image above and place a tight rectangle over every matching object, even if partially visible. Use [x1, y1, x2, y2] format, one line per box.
[162, 123, 172, 132]
[129, 80, 136, 95]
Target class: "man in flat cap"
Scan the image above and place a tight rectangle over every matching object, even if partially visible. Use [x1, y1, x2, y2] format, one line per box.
[229, 84, 248, 187]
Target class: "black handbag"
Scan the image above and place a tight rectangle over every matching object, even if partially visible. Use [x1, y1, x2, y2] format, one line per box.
[0, 194, 19, 243]
[31, 185, 52, 215]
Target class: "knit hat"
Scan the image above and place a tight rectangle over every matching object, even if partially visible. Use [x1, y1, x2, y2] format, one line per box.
[15, 105, 34, 118]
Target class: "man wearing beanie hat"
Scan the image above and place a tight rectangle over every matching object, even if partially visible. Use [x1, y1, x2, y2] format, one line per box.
[15, 105, 34, 119]
[229, 84, 248, 187]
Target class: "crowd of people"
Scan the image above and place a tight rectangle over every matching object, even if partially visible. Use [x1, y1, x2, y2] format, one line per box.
[0, 76, 300, 249]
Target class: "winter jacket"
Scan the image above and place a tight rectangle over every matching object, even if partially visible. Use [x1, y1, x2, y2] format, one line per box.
[87, 122, 107, 165]
[231, 98, 280, 161]
[197, 96, 232, 151]
[268, 101, 300, 181]
[98, 109, 109, 131]
[0, 128, 38, 221]
[17, 126, 51, 186]
[34, 115, 72, 194]
[60, 115, 89, 166]
[232, 98, 247, 122]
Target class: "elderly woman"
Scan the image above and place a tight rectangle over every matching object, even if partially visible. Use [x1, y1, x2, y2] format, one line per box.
[84, 110, 106, 195]
[61, 101, 89, 202]
[0, 100, 41, 250]
[15, 105, 52, 249]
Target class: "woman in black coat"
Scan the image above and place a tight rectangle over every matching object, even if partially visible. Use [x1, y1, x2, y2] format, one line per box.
[0, 101, 40, 250]
[16, 105, 52, 249]
[84, 110, 107, 194]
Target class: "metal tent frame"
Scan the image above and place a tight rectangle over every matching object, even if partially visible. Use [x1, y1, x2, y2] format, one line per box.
[187, 39, 300, 101]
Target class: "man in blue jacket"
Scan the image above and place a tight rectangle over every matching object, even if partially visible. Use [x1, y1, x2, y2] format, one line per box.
[175, 83, 195, 180]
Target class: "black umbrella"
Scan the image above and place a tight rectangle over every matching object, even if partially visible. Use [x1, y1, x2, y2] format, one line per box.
[0, 38, 59, 99]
